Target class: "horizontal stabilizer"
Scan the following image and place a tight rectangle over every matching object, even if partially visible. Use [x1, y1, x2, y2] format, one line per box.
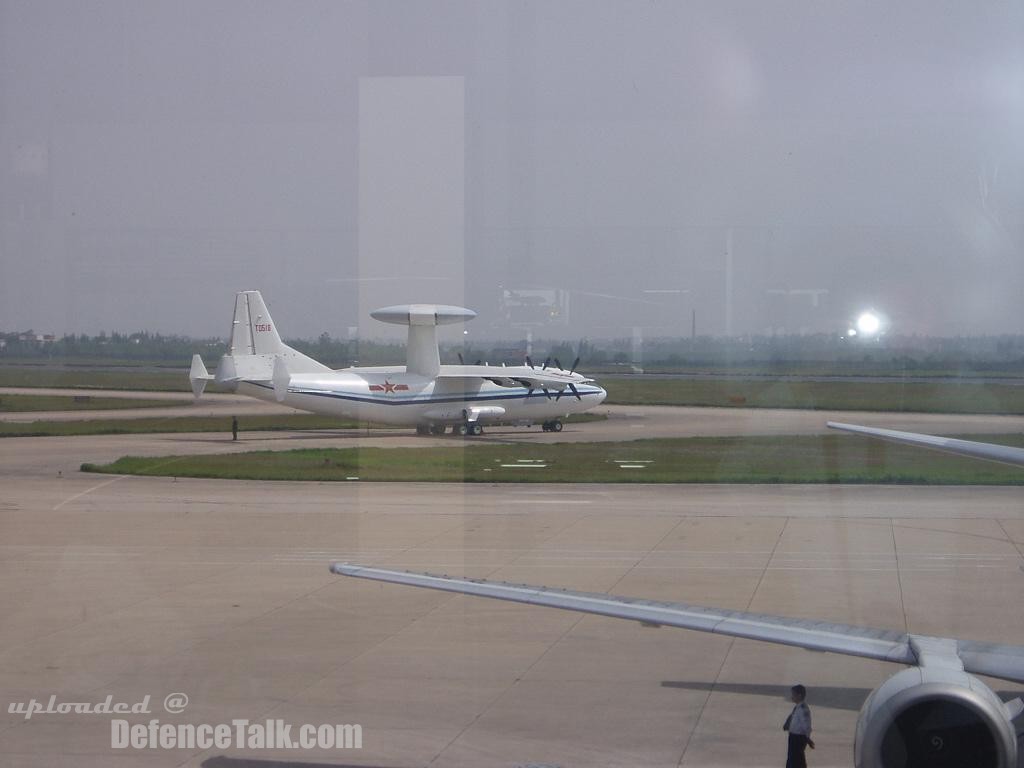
[189, 354, 214, 399]
[272, 356, 291, 403]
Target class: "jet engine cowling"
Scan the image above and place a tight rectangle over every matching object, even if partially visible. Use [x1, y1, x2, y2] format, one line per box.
[854, 666, 1021, 768]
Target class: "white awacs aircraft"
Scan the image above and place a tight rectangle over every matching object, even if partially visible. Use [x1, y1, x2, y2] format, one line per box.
[189, 290, 606, 435]
[333, 424, 1024, 768]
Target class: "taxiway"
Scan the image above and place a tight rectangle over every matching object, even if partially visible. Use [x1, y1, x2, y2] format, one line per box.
[1, 419, 1023, 766]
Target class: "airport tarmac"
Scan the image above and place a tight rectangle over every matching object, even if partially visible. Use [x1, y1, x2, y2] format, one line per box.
[6, 387, 1024, 449]
[1, 424, 1024, 767]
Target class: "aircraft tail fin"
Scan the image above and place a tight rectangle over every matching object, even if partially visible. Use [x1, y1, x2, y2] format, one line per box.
[230, 290, 284, 356]
[212, 291, 330, 384]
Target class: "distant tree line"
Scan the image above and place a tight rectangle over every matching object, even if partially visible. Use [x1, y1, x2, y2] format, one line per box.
[3, 329, 1024, 373]
[0, 331, 214, 362]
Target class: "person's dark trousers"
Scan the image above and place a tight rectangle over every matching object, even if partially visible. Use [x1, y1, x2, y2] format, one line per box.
[786, 734, 808, 768]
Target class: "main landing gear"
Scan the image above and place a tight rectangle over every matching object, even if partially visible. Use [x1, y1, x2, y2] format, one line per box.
[417, 424, 471, 436]
[541, 420, 563, 432]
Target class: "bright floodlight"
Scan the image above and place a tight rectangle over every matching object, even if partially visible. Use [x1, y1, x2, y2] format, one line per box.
[856, 312, 881, 336]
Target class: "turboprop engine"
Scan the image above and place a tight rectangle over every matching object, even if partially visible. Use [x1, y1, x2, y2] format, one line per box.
[854, 665, 1023, 768]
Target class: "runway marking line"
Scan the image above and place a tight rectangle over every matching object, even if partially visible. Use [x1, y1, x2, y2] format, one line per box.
[52, 474, 131, 511]
[53, 455, 192, 511]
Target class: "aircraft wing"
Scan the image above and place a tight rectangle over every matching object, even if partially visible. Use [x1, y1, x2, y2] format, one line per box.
[827, 421, 1024, 467]
[435, 365, 585, 390]
[330, 563, 1024, 685]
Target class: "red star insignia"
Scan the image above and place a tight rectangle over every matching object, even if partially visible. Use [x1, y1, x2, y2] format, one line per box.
[382, 380, 396, 394]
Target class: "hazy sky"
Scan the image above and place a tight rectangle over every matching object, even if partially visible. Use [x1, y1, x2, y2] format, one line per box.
[1, 1, 1021, 340]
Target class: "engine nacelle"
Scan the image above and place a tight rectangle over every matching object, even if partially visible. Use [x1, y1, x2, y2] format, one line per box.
[855, 666, 1021, 768]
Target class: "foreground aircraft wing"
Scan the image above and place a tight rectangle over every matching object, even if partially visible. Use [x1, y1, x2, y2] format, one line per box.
[827, 421, 1024, 467]
[330, 563, 1024, 685]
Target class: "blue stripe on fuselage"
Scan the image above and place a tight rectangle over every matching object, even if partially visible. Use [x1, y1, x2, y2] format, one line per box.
[248, 382, 603, 406]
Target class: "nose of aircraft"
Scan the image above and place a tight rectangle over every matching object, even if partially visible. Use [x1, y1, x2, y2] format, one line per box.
[595, 386, 607, 404]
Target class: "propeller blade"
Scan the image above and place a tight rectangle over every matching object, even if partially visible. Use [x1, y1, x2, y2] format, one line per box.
[554, 358, 563, 371]
[569, 383, 581, 400]
[526, 355, 535, 369]
[555, 387, 564, 402]
[542, 358, 550, 370]
[570, 357, 580, 374]
[458, 352, 464, 365]
[542, 387, 552, 400]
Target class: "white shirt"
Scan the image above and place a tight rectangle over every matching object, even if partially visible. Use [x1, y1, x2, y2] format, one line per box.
[786, 702, 812, 736]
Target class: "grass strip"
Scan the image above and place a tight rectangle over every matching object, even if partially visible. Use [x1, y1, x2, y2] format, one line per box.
[602, 379, 1024, 414]
[82, 433, 1024, 485]
[1, 414, 360, 437]
[0, 368, 191, 391]
[0, 394, 185, 412]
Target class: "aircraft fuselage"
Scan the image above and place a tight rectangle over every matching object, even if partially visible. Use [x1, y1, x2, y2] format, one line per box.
[236, 365, 606, 427]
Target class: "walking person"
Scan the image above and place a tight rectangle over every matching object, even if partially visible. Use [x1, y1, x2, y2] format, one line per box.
[231, 415, 238, 441]
[783, 684, 815, 768]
